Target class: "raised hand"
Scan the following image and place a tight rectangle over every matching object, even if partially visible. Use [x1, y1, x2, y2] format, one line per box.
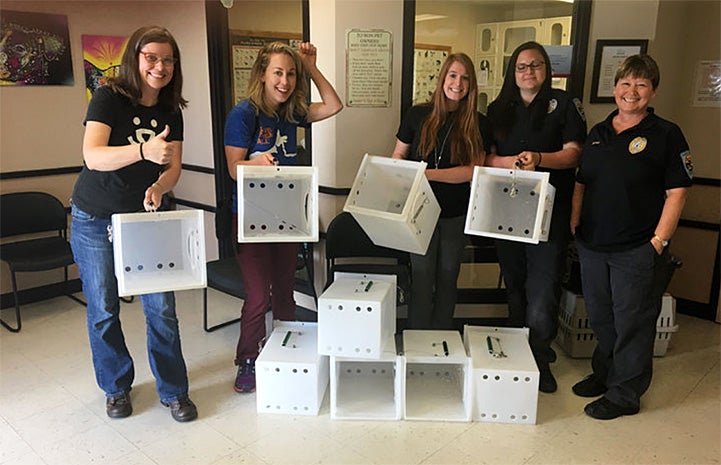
[144, 125, 174, 165]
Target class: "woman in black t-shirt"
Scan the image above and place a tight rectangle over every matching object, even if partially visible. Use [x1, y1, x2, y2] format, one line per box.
[393, 53, 492, 330]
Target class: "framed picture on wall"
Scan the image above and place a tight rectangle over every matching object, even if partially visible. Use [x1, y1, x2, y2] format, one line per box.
[590, 39, 648, 103]
[413, 43, 451, 105]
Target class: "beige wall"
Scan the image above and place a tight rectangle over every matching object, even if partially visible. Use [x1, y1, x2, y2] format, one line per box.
[1, 0, 719, 305]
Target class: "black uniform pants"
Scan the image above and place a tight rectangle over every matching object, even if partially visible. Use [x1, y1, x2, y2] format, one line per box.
[576, 240, 659, 409]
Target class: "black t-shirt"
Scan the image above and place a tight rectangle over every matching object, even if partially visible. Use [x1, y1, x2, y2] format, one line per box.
[488, 88, 587, 210]
[576, 108, 693, 252]
[71, 86, 184, 218]
[396, 104, 494, 218]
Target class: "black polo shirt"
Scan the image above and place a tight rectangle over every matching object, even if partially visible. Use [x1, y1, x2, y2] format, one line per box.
[575, 108, 693, 252]
[489, 88, 587, 210]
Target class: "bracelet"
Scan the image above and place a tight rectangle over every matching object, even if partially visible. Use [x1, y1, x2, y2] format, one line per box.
[139, 142, 145, 161]
[536, 151, 542, 166]
[152, 181, 164, 193]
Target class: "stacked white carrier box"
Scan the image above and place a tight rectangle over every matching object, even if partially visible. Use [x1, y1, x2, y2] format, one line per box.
[111, 209, 206, 297]
[465, 166, 555, 244]
[464, 326, 539, 424]
[402, 330, 472, 422]
[318, 272, 404, 420]
[555, 290, 678, 358]
[344, 154, 440, 255]
[255, 321, 329, 416]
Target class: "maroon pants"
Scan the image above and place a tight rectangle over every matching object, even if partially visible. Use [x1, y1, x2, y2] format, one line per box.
[234, 241, 298, 363]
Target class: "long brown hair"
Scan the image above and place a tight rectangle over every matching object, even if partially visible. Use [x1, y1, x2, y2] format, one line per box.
[108, 25, 187, 112]
[246, 42, 309, 122]
[417, 53, 483, 166]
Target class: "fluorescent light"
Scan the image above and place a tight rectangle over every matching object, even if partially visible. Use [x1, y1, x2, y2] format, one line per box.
[415, 14, 448, 22]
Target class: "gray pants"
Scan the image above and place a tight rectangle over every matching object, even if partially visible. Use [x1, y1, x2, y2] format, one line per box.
[409, 215, 468, 330]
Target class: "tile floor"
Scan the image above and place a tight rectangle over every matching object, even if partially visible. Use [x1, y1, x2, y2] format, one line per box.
[1, 289, 719, 465]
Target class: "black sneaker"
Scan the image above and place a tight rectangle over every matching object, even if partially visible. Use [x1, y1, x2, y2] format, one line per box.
[234, 357, 256, 393]
[162, 396, 198, 422]
[106, 393, 132, 419]
[584, 396, 639, 420]
[572, 374, 607, 397]
[539, 366, 557, 393]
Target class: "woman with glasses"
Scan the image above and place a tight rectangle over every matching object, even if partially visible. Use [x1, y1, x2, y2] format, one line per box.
[392, 53, 492, 330]
[485, 41, 587, 393]
[70, 26, 197, 422]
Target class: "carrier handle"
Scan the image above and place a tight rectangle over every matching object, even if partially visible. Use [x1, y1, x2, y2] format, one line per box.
[186, 229, 200, 270]
[411, 192, 429, 223]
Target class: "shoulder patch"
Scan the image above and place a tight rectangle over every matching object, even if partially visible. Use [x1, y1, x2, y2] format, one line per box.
[680, 150, 694, 179]
[572, 98, 586, 122]
[547, 98, 558, 114]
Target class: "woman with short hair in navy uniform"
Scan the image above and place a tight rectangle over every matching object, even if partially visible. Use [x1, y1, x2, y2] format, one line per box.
[224, 42, 342, 394]
[485, 41, 587, 393]
[392, 53, 492, 330]
[570, 54, 692, 419]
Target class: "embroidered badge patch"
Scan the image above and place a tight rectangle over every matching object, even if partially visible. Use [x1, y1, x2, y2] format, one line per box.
[547, 99, 558, 113]
[628, 136, 647, 154]
[572, 98, 586, 122]
[680, 150, 694, 179]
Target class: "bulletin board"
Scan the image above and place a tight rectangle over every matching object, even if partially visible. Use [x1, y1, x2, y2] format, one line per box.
[413, 43, 451, 105]
[229, 30, 302, 105]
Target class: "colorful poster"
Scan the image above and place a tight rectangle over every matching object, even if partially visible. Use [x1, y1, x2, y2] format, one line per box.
[0, 10, 74, 86]
[82, 34, 128, 101]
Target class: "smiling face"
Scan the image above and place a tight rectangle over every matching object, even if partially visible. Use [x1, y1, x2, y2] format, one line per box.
[442, 60, 470, 109]
[138, 42, 174, 95]
[514, 48, 547, 96]
[261, 52, 297, 110]
[613, 74, 656, 116]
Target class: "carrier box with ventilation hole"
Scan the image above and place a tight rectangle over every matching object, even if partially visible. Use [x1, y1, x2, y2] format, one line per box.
[464, 326, 539, 424]
[255, 321, 329, 415]
[402, 330, 472, 422]
[111, 209, 206, 297]
[465, 166, 555, 244]
[344, 154, 440, 254]
[237, 165, 318, 242]
[318, 272, 396, 359]
[330, 350, 404, 420]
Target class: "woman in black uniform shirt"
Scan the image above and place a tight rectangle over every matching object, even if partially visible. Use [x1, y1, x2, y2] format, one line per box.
[393, 53, 492, 330]
[486, 41, 586, 393]
[571, 55, 691, 419]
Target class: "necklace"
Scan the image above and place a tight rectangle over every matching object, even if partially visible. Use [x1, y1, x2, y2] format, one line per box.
[434, 122, 453, 168]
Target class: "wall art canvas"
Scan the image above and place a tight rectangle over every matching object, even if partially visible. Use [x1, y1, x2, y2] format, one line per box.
[82, 34, 128, 101]
[0, 10, 74, 86]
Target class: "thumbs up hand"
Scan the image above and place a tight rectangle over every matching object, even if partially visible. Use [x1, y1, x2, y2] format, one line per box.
[144, 125, 174, 165]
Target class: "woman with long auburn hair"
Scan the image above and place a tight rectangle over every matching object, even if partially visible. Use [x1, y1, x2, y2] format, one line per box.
[392, 52, 492, 330]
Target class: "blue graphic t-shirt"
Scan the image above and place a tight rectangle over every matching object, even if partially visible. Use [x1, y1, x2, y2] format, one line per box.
[224, 99, 307, 165]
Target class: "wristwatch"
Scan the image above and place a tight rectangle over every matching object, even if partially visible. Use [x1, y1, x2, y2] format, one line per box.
[652, 235, 669, 247]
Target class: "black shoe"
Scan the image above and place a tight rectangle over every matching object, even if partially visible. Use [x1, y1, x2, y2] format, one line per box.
[584, 396, 639, 420]
[106, 393, 132, 419]
[539, 366, 557, 393]
[162, 397, 198, 422]
[572, 374, 607, 397]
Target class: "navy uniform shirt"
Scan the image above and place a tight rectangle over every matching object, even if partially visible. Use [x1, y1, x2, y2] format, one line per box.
[576, 108, 693, 252]
[489, 88, 587, 210]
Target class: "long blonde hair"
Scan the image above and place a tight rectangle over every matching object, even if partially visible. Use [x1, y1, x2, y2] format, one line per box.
[417, 53, 483, 166]
[246, 42, 309, 122]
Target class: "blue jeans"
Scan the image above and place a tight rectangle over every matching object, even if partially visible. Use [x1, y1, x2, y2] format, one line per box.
[70, 205, 189, 403]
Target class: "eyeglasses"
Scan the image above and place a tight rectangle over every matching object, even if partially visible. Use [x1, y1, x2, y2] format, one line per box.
[515, 61, 545, 73]
[140, 51, 177, 67]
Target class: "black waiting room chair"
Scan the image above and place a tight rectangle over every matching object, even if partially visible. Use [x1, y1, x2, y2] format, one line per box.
[0, 192, 86, 332]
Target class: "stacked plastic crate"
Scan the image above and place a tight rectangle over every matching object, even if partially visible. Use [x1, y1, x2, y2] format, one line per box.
[555, 290, 678, 358]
